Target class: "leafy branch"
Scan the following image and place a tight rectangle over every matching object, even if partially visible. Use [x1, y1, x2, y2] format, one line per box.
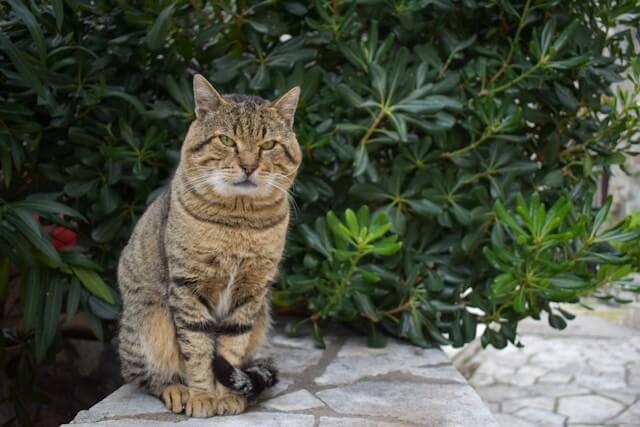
[294, 206, 402, 346]
[481, 194, 640, 347]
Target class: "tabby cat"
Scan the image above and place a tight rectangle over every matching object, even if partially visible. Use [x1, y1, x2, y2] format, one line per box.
[117, 74, 301, 417]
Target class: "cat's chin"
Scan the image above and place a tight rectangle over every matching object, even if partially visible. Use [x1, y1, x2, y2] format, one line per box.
[208, 181, 271, 198]
[205, 172, 281, 199]
[226, 184, 265, 197]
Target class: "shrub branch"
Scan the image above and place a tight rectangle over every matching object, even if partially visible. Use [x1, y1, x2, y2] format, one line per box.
[360, 110, 386, 145]
[488, 0, 533, 86]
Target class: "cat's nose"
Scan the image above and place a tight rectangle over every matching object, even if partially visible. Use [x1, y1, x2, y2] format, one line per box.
[240, 162, 257, 176]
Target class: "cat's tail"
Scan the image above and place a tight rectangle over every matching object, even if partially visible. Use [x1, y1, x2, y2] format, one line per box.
[213, 355, 278, 398]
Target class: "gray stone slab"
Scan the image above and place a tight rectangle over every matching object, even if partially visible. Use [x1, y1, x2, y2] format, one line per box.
[610, 400, 640, 424]
[261, 390, 324, 411]
[514, 407, 566, 427]
[315, 337, 448, 385]
[318, 417, 416, 427]
[71, 384, 165, 423]
[65, 413, 315, 426]
[502, 396, 555, 414]
[493, 413, 537, 427]
[64, 331, 496, 427]
[524, 383, 591, 398]
[518, 315, 640, 338]
[474, 385, 532, 402]
[256, 341, 324, 375]
[537, 371, 573, 384]
[256, 377, 293, 402]
[573, 372, 628, 390]
[408, 365, 466, 383]
[596, 390, 638, 406]
[557, 395, 626, 423]
[316, 380, 497, 427]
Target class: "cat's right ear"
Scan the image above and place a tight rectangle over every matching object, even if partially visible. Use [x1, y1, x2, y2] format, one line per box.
[193, 74, 226, 119]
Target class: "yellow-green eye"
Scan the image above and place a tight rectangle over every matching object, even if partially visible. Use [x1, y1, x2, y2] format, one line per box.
[261, 140, 277, 150]
[219, 135, 236, 147]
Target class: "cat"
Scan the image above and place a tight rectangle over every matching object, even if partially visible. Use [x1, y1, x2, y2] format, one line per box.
[116, 74, 301, 417]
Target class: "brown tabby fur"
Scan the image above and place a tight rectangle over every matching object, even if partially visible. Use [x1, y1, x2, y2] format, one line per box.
[117, 75, 301, 417]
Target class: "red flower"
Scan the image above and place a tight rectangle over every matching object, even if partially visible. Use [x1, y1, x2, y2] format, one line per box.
[50, 226, 77, 249]
[34, 214, 78, 249]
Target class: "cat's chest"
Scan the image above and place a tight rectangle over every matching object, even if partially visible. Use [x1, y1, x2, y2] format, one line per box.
[188, 229, 282, 297]
[171, 219, 287, 280]
[191, 222, 287, 257]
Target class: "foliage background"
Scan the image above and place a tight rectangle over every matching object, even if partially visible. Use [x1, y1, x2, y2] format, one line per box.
[1, 0, 640, 424]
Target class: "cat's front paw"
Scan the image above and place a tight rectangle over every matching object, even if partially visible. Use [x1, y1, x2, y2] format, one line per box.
[184, 391, 247, 417]
[161, 384, 189, 413]
[185, 392, 218, 418]
[214, 393, 248, 416]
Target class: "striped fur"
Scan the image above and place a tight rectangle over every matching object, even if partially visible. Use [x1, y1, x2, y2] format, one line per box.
[117, 75, 300, 418]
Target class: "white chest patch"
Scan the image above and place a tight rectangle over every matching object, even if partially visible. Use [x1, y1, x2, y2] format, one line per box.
[214, 263, 238, 320]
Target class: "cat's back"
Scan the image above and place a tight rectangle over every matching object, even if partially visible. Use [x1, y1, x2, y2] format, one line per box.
[118, 190, 171, 292]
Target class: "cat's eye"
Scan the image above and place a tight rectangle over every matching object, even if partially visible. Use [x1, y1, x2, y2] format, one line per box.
[261, 140, 277, 150]
[219, 135, 236, 147]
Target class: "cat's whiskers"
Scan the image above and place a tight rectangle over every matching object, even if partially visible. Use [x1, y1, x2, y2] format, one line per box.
[181, 173, 216, 195]
[268, 172, 294, 186]
[265, 178, 299, 218]
[181, 170, 240, 196]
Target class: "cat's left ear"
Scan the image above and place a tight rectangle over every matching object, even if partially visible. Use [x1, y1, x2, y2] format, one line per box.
[269, 87, 300, 129]
[193, 74, 226, 119]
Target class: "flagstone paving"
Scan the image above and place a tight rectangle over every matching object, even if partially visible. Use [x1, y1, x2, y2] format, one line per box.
[63, 328, 497, 427]
[468, 313, 640, 427]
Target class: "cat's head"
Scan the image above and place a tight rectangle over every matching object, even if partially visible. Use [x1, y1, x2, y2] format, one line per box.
[180, 74, 301, 199]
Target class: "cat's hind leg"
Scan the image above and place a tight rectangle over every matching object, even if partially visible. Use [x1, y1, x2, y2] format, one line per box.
[119, 305, 186, 412]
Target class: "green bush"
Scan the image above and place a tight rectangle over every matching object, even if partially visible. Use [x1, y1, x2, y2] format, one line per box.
[1, 0, 640, 421]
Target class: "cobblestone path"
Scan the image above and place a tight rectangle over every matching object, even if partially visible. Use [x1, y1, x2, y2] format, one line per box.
[469, 313, 640, 426]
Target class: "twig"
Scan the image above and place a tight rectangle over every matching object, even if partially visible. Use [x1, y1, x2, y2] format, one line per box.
[383, 299, 414, 317]
[438, 54, 455, 79]
[359, 110, 386, 145]
[487, 63, 543, 96]
[189, 0, 212, 25]
[559, 144, 587, 159]
[441, 127, 496, 159]
[488, 0, 533, 85]
[331, 0, 338, 15]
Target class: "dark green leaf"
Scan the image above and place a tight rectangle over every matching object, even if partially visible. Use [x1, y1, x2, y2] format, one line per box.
[66, 278, 81, 324]
[311, 322, 326, 349]
[146, 3, 176, 50]
[8, 0, 47, 59]
[72, 266, 115, 304]
[52, 0, 64, 30]
[23, 268, 43, 331]
[353, 292, 381, 321]
[367, 323, 386, 348]
[6, 209, 61, 265]
[36, 278, 64, 363]
[407, 199, 442, 217]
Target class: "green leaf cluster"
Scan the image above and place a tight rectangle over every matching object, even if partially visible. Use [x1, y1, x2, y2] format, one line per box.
[279, 206, 402, 347]
[483, 194, 640, 347]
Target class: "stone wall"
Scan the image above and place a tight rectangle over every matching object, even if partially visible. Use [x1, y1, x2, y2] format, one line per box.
[63, 329, 497, 427]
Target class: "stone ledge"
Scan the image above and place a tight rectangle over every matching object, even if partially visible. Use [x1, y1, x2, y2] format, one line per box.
[63, 332, 497, 427]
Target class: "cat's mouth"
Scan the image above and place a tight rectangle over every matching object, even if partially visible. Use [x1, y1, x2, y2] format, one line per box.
[233, 179, 258, 188]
